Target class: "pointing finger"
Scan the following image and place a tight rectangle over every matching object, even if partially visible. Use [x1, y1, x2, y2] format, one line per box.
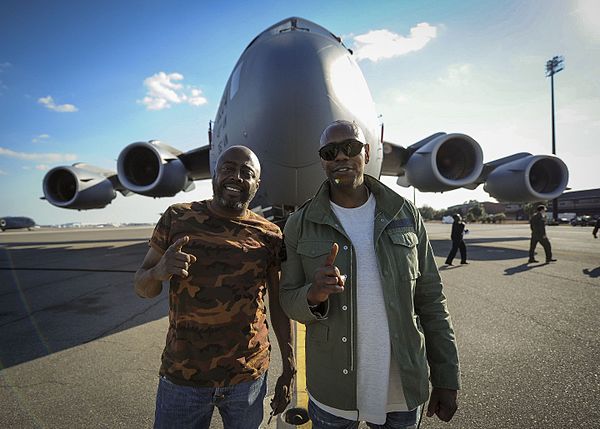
[324, 243, 339, 266]
[169, 236, 189, 251]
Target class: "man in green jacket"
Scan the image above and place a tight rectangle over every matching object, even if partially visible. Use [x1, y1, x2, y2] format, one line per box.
[280, 120, 460, 428]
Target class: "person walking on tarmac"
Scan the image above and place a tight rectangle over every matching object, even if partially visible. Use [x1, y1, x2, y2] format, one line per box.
[593, 218, 599, 239]
[528, 204, 557, 263]
[445, 214, 468, 265]
[134, 146, 295, 429]
[279, 120, 460, 428]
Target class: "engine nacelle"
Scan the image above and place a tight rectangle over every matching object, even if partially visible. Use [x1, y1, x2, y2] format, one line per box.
[43, 164, 117, 209]
[399, 133, 484, 192]
[483, 155, 569, 202]
[117, 141, 192, 197]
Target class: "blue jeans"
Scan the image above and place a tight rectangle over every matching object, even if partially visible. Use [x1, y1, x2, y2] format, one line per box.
[308, 399, 419, 429]
[154, 373, 267, 429]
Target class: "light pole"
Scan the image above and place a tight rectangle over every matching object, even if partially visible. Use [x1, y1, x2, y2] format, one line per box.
[545, 55, 564, 221]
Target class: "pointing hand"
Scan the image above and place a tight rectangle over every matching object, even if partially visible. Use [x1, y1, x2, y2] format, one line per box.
[154, 236, 197, 281]
[307, 243, 345, 305]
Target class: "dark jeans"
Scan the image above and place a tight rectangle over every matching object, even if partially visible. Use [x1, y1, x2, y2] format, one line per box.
[153, 372, 267, 429]
[529, 235, 552, 261]
[308, 400, 419, 429]
[445, 239, 466, 264]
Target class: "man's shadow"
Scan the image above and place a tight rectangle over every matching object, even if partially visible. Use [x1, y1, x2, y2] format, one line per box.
[583, 267, 600, 278]
[504, 261, 550, 275]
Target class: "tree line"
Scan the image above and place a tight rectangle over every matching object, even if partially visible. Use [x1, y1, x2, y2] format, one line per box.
[418, 200, 549, 223]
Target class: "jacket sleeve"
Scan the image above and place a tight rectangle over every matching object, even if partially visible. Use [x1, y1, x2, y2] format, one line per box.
[412, 206, 461, 390]
[279, 213, 327, 324]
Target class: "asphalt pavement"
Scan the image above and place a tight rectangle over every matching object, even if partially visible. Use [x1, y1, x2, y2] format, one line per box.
[0, 223, 598, 428]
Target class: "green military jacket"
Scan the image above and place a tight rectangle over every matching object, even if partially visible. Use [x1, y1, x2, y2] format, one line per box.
[279, 175, 460, 411]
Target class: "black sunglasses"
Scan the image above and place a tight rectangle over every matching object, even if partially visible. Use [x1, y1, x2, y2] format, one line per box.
[318, 140, 365, 161]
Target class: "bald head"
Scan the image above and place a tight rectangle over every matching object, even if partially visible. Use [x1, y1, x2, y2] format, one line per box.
[319, 120, 366, 148]
[212, 145, 261, 215]
[216, 145, 261, 178]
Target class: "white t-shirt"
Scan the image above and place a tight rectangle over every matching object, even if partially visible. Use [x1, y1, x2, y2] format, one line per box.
[309, 192, 408, 424]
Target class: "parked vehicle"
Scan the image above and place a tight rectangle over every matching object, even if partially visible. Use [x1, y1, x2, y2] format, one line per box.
[570, 215, 595, 226]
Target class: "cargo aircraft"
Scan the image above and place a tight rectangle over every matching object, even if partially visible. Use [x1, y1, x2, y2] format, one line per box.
[0, 216, 36, 231]
[41, 17, 569, 222]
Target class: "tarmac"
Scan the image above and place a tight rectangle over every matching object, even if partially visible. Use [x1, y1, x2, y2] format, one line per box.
[1, 223, 599, 428]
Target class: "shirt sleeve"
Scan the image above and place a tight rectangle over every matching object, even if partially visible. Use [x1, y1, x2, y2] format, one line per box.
[270, 228, 284, 271]
[149, 207, 173, 253]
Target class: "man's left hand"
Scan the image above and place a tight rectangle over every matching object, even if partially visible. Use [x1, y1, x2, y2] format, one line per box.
[426, 387, 458, 422]
[270, 371, 294, 416]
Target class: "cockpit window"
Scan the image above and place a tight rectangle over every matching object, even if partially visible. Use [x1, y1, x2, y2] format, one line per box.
[242, 17, 345, 53]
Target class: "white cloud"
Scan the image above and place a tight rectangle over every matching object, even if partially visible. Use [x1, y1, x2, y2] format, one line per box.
[0, 169, 7, 175]
[438, 64, 472, 86]
[0, 147, 77, 163]
[32, 134, 50, 143]
[352, 23, 437, 62]
[139, 71, 208, 110]
[35, 164, 50, 171]
[38, 95, 78, 112]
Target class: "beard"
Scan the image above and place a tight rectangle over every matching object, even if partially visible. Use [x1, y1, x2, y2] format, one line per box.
[212, 178, 257, 210]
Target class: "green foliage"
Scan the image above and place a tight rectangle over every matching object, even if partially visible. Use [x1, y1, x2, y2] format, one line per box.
[418, 205, 436, 220]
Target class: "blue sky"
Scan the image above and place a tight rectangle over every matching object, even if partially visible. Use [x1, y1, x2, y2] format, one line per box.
[1, 0, 598, 225]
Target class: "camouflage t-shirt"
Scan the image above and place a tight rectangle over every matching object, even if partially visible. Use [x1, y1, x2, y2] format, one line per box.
[149, 200, 283, 387]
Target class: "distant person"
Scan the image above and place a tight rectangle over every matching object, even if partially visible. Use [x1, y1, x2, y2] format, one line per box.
[280, 120, 460, 428]
[134, 146, 295, 429]
[528, 204, 557, 263]
[445, 214, 469, 266]
[593, 218, 599, 239]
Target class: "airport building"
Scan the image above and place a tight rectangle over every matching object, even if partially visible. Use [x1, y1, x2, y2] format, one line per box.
[447, 188, 600, 221]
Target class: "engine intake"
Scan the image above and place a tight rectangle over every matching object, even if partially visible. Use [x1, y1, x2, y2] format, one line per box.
[483, 155, 569, 201]
[42, 164, 117, 210]
[117, 141, 193, 197]
[399, 133, 484, 192]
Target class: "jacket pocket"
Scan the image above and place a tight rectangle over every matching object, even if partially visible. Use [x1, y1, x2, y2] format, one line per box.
[387, 230, 420, 279]
[297, 240, 334, 281]
[306, 321, 329, 343]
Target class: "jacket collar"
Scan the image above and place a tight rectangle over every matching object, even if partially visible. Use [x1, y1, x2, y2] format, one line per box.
[305, 175, 408, 225]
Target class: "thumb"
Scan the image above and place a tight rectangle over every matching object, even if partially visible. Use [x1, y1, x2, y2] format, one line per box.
[170, 235, 189, 251]
[324, 243, 339, 266]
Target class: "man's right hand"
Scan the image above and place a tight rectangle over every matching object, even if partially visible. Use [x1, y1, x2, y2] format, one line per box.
[307, 243, 345, 305]
[153, 236, 197, 281]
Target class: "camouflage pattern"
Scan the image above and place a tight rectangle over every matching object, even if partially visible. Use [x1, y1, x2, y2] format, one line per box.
[150, 200, 283, 387]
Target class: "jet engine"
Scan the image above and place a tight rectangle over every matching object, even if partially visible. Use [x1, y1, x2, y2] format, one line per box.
[42, 164, 118, 209]
[117, 140, 194, 197]
[483, 154, 569, 201]
[398, 133, 484, 192]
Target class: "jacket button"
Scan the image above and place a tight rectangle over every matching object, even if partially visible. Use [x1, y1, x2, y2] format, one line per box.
[341, 336, 347, 342]
[342, 305, 348, 311]
[342, 369, 348, 375]
[343, 245, 348, 250]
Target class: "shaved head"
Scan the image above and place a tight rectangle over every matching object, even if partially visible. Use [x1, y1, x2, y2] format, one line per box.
[319, 120, 366, 148]
[216, 146, 261, 178]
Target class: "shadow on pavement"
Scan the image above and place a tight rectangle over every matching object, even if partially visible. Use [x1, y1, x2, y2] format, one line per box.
[430, 238, 530, 263]
[0, 238, 166, 369]
[583, 267, 600, 279]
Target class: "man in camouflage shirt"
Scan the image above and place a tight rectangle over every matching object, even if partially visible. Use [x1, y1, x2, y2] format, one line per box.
[135, 146, 295, 428]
